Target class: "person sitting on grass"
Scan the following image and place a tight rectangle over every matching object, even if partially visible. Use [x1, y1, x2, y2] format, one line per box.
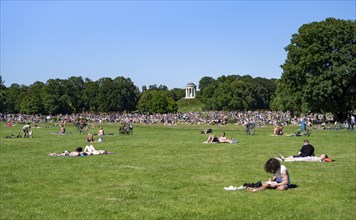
[293, 139, 315, 157]
[60, 124, 66, 134]
[204, 133, 220, 143]
[277, 153, 333, 162]
[218, 132, 237, 143]
[97, 127, 105, 136]
[248, 158, 290, 192]
[86, 133, 94, 142]
[274, 125, 283, 135]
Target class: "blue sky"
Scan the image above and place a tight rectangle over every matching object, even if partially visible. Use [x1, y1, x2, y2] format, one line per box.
[1, 0, 355, 90]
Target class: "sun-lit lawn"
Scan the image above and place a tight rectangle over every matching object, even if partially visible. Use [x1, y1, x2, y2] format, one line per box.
[0, 122, 355, 219]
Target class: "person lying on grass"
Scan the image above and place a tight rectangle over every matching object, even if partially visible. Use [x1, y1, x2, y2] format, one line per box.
[48, 146, 83, 157]
[248, 158, 290, 192]
[48, 146, 111, 156]
[276, 153, 333, 162]
[83, 145, 108, 155]
[204, 132, 237, 143]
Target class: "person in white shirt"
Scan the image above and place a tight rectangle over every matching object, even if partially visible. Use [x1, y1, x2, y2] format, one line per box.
[248, 158, 290, 192]
[22, 124, 31, 138]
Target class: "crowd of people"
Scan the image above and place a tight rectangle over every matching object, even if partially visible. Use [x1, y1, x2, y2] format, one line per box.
[1, 111, 348, 128]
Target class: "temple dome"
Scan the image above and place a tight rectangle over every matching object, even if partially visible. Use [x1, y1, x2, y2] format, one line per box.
[185, 82, 196, 99]
[185, 82, 196, 88]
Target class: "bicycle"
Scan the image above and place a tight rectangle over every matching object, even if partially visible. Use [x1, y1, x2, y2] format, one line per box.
[119, 123, 133, 135]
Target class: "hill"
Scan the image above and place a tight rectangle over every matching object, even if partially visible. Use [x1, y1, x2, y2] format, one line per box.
[177, 98, 204, 112]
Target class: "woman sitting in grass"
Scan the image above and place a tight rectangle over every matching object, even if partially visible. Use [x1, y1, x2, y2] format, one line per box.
[248, 158, 290, 192]
[86, 133, 94, 142]
[218, 132, 237, 143]
[60, 124, 66, 134]
[204, 134, 219, 143]
[97, 127, 105, 136]
[273, 125, 283, 135]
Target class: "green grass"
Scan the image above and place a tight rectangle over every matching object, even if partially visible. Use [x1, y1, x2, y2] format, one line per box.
[0, 123, 355, 219]
[177, 98, 204, 112]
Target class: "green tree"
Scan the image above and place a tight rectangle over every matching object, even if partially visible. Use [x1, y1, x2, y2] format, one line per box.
[6, 84, 28, 113]
[231, 80, 255, 110]
[42, 93, 60, 115]
[20, 81, 45, 114]
[148, 84, 168, 91]
[42, 79, 64, 114]
[94, 77, 139, 113]
[20, 95, 43, 114]
[63, 76, 85, 113]
[251, 77, 277, 109]
[198, 77, 217, 109]
[213, 82, 233, 111]
[169, 88, 185, 101]
[198, 76, 215, 91]
[0, 76, 7, 113]
[112, 76, 139, 112]
[274, 18, 356, 118]
[96, 77, 116, 112]
[198, 75, 275, 111]
[82, 78, 100, 113]
[137, 90, 177, 113]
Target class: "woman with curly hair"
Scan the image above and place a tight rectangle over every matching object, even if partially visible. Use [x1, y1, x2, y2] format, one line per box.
[248, 158, 290, 192]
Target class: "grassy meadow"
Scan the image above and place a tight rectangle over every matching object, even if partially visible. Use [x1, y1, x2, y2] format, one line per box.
[0, 122, 355, 219]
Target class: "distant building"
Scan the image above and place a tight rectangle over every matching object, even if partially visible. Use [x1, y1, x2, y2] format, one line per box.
[185, 82, 196, 99]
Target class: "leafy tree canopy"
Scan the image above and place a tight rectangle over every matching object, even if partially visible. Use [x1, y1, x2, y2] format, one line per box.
[274, 18, 356, 116]
[137, 89, 178, 113]
[198, 75, 276, 111]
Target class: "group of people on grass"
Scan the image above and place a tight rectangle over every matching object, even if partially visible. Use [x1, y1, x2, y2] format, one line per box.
[48, 125, 109, 156]
[202, 129, 333, 192]
[86, 127, 105, 142]
[202, 126, 333, 192]
[54, 123, 104, 143]
[247, 139, 333, 192]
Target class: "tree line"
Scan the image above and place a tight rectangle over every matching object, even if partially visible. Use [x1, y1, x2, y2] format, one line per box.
[0, 17, 354, 117]
[0, 74, 276, 114]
